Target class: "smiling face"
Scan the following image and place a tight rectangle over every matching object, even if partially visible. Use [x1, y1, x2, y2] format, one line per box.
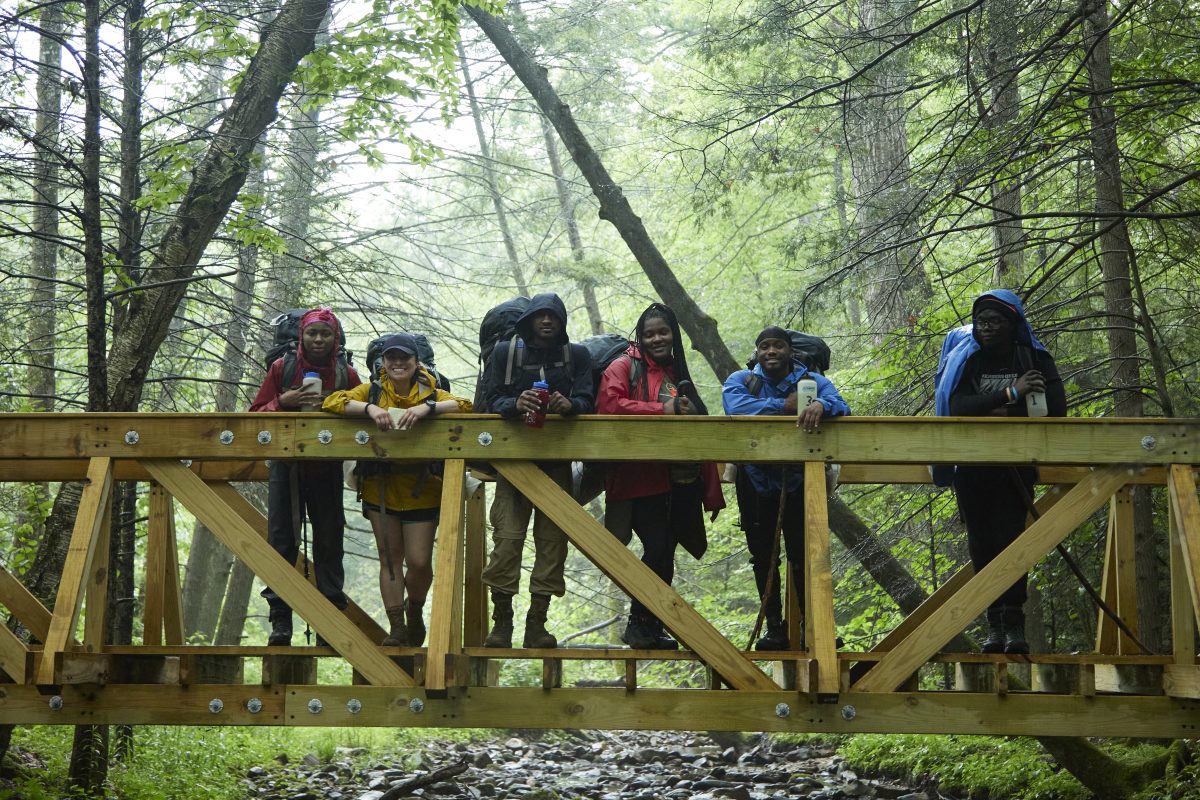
[529, 310, 563, 348]
[972, 308, 1015, 351]
[302, 322, 336, 364]
[382, 349, 417, 387]
[639, 315, 674, 364]
[756, 336, 793, 379]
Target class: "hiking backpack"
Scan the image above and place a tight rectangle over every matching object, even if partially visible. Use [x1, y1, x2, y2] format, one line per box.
[578, 333, 651, 397]
[264, 308, 352, 390]
[364, 332, 451, 400]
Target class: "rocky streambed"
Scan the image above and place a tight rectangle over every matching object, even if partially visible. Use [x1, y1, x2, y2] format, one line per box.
[244, 731, 940, 800]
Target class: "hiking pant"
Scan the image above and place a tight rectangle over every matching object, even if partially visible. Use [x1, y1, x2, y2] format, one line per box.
[737, 470, 805, 621]
[953, 466, 1034, 610]
[482, 463, 573, 597]
[261, 460, 348, 614]
[624, 491, 679, 622]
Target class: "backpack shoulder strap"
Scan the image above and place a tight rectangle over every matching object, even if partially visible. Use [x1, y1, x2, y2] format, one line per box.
[368, 380, 382, 406]
[504, 334, 520, 386]
[335, 355, 349, 391]
[280, 351, 298, 389]
[744, 372, 762, 396]
[626, 355, 644, 396]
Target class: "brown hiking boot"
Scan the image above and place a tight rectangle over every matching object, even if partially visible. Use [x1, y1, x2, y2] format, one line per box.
[484, 590, 514, 648]
[381, 605, 408, 647]
[405, 601, 426, 647]
[523, 593, 557, 649]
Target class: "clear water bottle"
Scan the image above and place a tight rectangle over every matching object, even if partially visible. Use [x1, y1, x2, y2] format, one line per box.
[1025, 390, 1048, 418]
[797, 377, 819, 409]
[525, 380, 550, 428]
[300, 371, 322, 412]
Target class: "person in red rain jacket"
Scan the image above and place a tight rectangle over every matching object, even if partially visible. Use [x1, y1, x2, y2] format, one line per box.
[597, 303, 725, 650]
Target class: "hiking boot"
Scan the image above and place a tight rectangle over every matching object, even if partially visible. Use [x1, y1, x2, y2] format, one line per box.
[314, 633, 330, 648]
[405, 601, 426, 647]
[484, 590, 514, 648]
[382, 605, 408, 647]
[755, 617, 789, 651]
[649, 620, 679, 651]
[1002, 607, 1029, 655]
[621, 614, 661, 650]
[267, 608, 292, 647]
[523, 593, 557, 649]
[981, 608, 1006, 654]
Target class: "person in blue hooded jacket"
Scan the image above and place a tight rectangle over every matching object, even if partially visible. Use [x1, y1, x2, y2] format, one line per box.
[934, 290, 1066, 653]
[723, 326, 851, 650]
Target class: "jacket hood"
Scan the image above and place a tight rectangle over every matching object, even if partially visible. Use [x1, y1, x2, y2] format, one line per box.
[516, 293, 569, 345]
[935, 289, 1048, 417]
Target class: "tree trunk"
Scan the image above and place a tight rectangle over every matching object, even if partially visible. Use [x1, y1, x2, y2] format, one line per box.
[539, 113, 603, 334]
[1082, 3, 1161, 651]
[215, 558, 257, 645]
[457, 39, 529, 296]
[982, 0, 1025, 281]
[844, 0, 930, 336]
[464, 5, 739, 379]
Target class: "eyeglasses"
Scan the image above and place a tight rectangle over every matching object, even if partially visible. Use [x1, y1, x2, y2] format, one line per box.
[973, 317, 1010, 330]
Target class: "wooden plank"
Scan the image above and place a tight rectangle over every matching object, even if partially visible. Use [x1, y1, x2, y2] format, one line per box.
[162, 492, 185, 645]
[36, 457, 112, 684]
[83, 492, 113, 651]
[144, 484, 172, 646]
[463, 480, 488, 647]
[1162, 665, 1200, 699]
[785, 561, 801, 654]
[0, 625, 29, 683]
[0, 565, 53, 641]
[854, 466, 1129, 692]
[1094, 511, 1120, 654]
[835, 464, 1177, 486]
[1168, 464, 1200, 633]
[1111, 486, 1139, 653]
[1169, 490, 1197, 666]
[207, 482, 388, 643]
[2, 414, 1198, 467]
[425, 460, 466, 692]
[803, 462, 838, 694]
[140, 459, 413, 687]
[495, 461, 778, 691]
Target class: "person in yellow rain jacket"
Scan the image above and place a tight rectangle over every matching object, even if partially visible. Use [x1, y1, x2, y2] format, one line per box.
[323, 333, 472, 646]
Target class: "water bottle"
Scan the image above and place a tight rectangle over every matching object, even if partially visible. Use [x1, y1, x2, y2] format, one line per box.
[1025, 390, 1048, 418]
[525, 380, 551, 428]
[797, 377, 819, 409]
[300, 371, 322, 412]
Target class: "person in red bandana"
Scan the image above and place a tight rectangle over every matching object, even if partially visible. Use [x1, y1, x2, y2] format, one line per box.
[250, 308, 362, 646]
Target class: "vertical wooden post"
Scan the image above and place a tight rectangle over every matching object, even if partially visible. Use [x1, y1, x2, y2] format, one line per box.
[36, 457, 113, 684]
[1094, 514, 1120, 653]
[803, 461, 838, 695]
[426, 460, 467, 692]
[144, 484, 170, 646]
[1168, 466, 1199, 662]
[83, 494, 113, 651]
[1110, 487, 1138, 653]
[463, 479, 488, 647]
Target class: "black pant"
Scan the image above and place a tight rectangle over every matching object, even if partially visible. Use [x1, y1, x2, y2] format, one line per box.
[953, 466, 1034, 610]
[736, 470, 805, 621]
[261, 460, 348, 615]
[626, 491, 678, 622]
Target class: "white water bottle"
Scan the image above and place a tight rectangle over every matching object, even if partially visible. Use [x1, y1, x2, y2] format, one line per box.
[1025, 390, 1047, 418]
[300, 371, 322, 412]
[797, 377, 819, 409]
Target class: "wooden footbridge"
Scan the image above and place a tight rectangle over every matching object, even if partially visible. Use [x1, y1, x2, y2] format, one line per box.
[0, 413, 1197, 737]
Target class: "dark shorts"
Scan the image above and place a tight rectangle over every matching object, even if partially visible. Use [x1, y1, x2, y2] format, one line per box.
[361, 503, 439, 523]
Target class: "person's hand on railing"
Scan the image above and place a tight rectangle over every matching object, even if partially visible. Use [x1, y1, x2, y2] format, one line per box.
[797, 400, 824, 433]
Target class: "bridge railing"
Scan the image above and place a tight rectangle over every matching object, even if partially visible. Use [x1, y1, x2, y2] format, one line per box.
[0, 413, 1196, 734]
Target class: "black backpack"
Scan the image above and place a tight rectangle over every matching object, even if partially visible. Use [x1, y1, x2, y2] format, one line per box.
[743, 330, 830, 395]
[579, 333, 651, 397]
[364, 332, 451, 400]
[474, 297, 533, 411]
[264, 309, 351, 390]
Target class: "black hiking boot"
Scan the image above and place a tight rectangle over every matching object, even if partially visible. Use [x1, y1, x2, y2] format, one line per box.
[621, 614, 661, 650]
[981, 608, 1006, 653]
[523, 593, 557, 649]
[267, 608, 292, 647]
[755, 617, 789, 651]
[1002, 607, 1029, 655]
[484, 590, 514, 648]
[405, 601, 426, 648]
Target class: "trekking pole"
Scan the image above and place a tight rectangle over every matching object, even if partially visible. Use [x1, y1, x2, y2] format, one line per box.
[1008, 468, 1154, 654]
[747, 468, 787, 650]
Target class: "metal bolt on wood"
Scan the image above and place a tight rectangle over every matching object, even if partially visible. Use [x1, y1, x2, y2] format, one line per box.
[1141, 435, 1157, 450]
[48, 696, 63, 710]
[409, 697, 425, 714]
[219, 430, 234, 445]
[245, 698, 263, 714]
[307, 698, 323, 714]
[208, 698, 223, 714]
[317, 430, 333, 444]
[477, 432, 493, 446]
[355, 431, 370, 445]
[124, 430, 139, 445]
[257, 430, 272, 444]
[841, 704, 856, 721]
[775, 703, 790, 718]
[346, 698, 362, 714]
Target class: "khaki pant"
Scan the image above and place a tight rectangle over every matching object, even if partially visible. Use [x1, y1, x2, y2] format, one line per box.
[481, 463, 573, 597]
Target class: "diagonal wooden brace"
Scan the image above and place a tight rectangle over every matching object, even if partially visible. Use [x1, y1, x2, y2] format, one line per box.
[854, 466, 1130, 692]
[36, 457, 113, 684]
[495, 461, 778, 691]
[142, 459, 412, 686]
[1167, 464, 1200, 633]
